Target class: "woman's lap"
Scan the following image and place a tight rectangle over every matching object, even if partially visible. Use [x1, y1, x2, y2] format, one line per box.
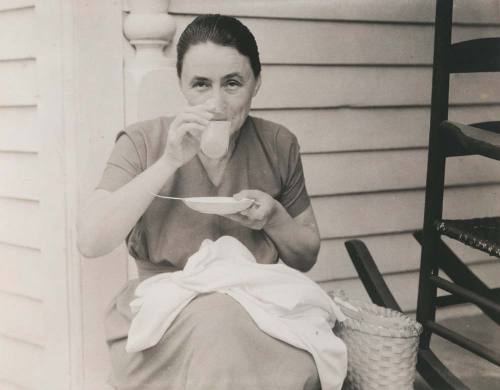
[107, 291, 320, 390]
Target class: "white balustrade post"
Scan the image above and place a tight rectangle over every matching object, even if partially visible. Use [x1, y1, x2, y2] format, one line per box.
[123, 0, 184, 123]
[122, 0, 184, 279]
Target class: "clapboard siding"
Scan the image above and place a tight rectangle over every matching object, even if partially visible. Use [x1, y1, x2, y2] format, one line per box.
[0, 243, 43, 299]
[0, 0, 33, 12]
[0, 2, 43, 388]
[0, 379, 28, 390]
[319, 260, 500, 313]
[0, 59, 37, 106]
[0, 107, 38, 152]
[169, 0, 500, 25]
[312, 184, 500, 239]
[0, 152, 40, 200]
[0, 6, 34, 60]
[253, 105, 500, 153]
[253, 65, 500, 108]
[303, 152, 500, 196]
[0, 334, 42, 389]
[0, 198, 40, 249]
[308, 233, 493, 282]
[173, 16, 500, 65]
[0, 291, 44, 346]
[254, 66, 500, 108]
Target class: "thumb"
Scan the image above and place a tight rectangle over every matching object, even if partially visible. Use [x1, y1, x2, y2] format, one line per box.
[233, 190, 253, 201]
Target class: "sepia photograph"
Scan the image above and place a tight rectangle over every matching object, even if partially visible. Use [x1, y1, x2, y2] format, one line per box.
[1, 0, 499, 389]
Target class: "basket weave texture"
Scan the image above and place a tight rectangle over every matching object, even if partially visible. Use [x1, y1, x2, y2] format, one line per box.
[330, 293, 423, 390]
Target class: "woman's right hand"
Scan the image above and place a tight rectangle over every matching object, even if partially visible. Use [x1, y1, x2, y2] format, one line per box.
[162, 102, 214, 168]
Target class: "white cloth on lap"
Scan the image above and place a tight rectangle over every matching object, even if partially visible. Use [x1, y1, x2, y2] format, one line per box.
[126, 235, 347, 390]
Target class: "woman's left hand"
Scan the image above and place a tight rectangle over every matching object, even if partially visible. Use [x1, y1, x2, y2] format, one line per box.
[225, 190, 279, 230]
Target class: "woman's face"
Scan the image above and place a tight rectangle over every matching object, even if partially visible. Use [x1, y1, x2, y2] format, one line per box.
[179, 41, 261, 136]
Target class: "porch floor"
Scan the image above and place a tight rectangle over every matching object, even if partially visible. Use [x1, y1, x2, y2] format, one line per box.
[414, 305, 500, 389]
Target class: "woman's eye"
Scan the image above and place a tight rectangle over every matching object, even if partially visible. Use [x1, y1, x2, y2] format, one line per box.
[225, 80, 242, 90]
[192, 81, 210, 90]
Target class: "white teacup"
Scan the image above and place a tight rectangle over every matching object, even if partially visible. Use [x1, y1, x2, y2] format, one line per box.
[201, 120, 231, 159]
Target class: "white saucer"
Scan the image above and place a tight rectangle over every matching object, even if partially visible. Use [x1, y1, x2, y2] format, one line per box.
[182, 197, 254, 215]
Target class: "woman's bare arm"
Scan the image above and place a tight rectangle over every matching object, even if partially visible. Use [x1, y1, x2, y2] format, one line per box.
[77, 158, 179, 258]
[228, 190, 320, 272]
[77, 104, 213, 258]
[263, 204, 320, 272]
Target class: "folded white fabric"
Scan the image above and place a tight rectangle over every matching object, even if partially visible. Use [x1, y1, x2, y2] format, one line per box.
[127, 236, 347, 390]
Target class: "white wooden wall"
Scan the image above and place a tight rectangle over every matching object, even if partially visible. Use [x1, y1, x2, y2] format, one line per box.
[168, 0, 500, 312]
[0, 0, 126, 389]
[0, 2, 49, 388]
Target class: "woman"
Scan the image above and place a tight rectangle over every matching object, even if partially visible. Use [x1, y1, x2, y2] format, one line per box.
[78, 14, 324, 390]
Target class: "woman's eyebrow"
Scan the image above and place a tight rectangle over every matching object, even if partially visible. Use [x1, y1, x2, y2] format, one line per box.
[222, 72, 244, 81]
[190, 76, 211, 83]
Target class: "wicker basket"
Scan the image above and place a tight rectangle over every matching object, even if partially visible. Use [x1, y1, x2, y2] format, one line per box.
[330, 292, 423, 390]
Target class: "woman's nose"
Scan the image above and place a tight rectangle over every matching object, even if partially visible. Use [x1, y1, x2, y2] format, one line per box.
[209, 89, 226, 118]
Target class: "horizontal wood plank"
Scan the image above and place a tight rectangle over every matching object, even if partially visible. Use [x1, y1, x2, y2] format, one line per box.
[0, 198, 40, 249]
[0, 7, 34, 60]
[0, 152, 40, 200]
[0, 333, 42, 389]
[319, 260, 500, 313]
[0, 243, 42, 299]
[0, 0, 34, 12]
[312, 184, 500, 238]
[303, 151, 500, 196]
[307, 233, 493, 282]
[0, 379, 29, 390]
[252, 105, 500, 153]
[0, 59, 37, 106]
[0, 291, 44, 346]
[169, 0, 500, 25]
[173, 15, 500, 65]
[254, 66, 500, 108]
[172, 16, 433, 65]
[0, 107, 38, 152]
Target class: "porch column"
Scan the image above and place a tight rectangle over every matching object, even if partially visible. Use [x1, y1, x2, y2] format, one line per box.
[123, 0, 184, 123]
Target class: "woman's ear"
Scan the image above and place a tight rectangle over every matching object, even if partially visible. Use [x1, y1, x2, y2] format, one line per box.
[252, 74, 262, 97]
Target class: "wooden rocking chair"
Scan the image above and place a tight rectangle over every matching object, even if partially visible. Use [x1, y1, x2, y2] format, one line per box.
[344, 1, 500, 388]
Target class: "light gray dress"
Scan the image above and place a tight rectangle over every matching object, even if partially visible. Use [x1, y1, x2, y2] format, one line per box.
[97, 116, 321, 390]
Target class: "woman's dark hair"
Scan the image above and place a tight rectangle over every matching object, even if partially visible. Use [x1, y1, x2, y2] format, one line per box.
[176, 14, 261, 78]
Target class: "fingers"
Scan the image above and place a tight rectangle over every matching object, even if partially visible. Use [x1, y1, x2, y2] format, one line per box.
[223, 212, 265, 230]
[240, 205, 266, 221]
[170, 123, 205, 144]
[174, 111, 211, 128]
[223, 213, 251, 225]
[233, 190, 268, 215]
[170, 102, 218, 143]
[233, 189, 264, 201]
[232, 190, 278, 230]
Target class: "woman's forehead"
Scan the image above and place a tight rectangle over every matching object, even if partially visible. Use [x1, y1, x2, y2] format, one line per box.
[181, 42, 253, 80]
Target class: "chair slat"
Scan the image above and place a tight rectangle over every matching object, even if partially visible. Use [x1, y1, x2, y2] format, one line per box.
[429, 275, 500, 314]
[437, 288, 500, 307]
[441, 121, 500, 159]
[426, 320, 500, 366]
[449, 38, 500, 73]
[470, 121, 500, 134]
